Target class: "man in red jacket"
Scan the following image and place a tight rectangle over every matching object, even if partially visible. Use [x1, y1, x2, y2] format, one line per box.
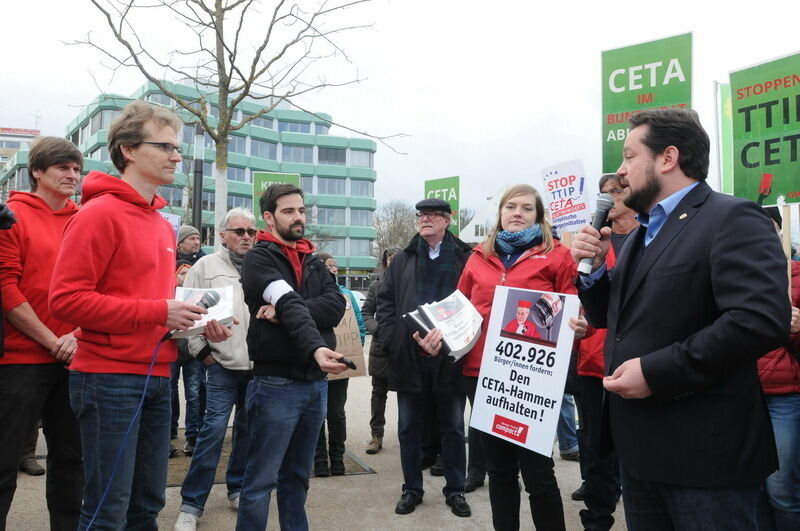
[757, 207, 800, 530]
[49, 101, 232, 530]
[0, 136, 84, 531]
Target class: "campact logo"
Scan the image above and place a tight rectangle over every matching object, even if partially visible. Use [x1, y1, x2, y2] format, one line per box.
[492, 414, 528, 443]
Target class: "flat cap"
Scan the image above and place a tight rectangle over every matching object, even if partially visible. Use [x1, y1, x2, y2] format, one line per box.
[415, 198, 452, 212]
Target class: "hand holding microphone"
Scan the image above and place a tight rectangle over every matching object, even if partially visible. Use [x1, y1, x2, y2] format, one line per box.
[163, 290, 221, 341]
[572, 193, 614, 275]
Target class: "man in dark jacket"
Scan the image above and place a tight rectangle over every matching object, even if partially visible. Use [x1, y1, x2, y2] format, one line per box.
[376, 198, 473, 518]
[237, 183, 347, 531]
[362, 246, 401, 455]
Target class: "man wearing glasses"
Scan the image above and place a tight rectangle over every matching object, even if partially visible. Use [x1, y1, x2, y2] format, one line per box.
[50, 100, 233, 529]
[376, 198, 473, 518]
[174, 208, 256, 531]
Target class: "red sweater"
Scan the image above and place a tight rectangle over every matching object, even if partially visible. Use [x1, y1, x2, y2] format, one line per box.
[758, 260, 800, 394]
[0, 192, 78, 364]
[456, 240, 577, 378]
[49, 172, 177, 376]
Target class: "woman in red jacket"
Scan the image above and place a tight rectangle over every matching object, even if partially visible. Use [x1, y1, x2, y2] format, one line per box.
[456, 184, 584, 531]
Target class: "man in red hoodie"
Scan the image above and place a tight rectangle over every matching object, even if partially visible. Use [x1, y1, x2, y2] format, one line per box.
[0, 136, 84, 531]
[49, 101, 232, 530]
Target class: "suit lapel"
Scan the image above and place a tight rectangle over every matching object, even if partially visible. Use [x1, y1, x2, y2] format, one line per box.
[619, 182, 712, 313]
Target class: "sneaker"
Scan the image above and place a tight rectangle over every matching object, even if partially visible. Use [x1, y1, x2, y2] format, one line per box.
[365, 436, 383, 455]
[169, 443, 178, 458]
[394, 490, 423, 514]
[174, 511, 197, 531]
[330, 458, 345, 476]
[560, 450, 580, 462]
[571, 482, 586, 501]
[430, 455, 444, 476]
[229, 496, 239, 511]
[446, 494, 472, 517]
[183, 441, 195, 456]
[19, 457, 45, 476]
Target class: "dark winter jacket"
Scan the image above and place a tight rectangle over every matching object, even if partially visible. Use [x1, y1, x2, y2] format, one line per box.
[178, 248, 207, 266]
[362, 275, 390, 379]
[241, 239, 345, 381]
[376, 233, 473, 393]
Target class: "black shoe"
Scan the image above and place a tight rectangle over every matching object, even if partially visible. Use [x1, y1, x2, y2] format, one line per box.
[183, 441, 195, 456]
[446, 494, 471, 517]
[314, 460, 330, 477]
[464, 477, 484, 493]
[430, 455, 444, 476]
[169, 443, 178, 458]
[330, 459, 345, 476]
[395, 490, 423, 514]
[571, 482, 586, 501]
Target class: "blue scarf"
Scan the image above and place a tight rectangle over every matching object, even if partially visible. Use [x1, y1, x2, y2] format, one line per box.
[495, 224, 543, 255]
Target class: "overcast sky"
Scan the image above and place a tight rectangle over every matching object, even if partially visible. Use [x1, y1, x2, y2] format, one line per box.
[3, 0, 799, 218]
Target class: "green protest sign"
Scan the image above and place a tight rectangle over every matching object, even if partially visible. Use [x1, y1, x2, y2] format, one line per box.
[602, 33, 692, 173]
[730, 52, 800, 204]
[717, 83, 735, 195]
[252, 172, 301, 228]
[424, 176, 460, 236]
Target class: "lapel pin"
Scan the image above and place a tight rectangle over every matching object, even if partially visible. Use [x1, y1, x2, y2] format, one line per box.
[679, 213, 688, 220]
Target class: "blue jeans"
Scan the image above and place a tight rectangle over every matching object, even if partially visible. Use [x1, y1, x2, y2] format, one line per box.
[621, 466, 760, 531]
[69, 371, 171, 530]
[180, 362, 251, 516]
[763, 393, 800, 530]
[170, 352, 204, 442]
[396, 358, 466, 498]
[236, 376, 327, 531]
[557, 393, 579, 454]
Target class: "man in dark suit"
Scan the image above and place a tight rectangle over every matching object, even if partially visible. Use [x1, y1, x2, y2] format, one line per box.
[571, 108, 790, 530]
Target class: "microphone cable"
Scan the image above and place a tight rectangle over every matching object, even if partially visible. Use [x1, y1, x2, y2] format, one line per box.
[86, 337, 166, 530]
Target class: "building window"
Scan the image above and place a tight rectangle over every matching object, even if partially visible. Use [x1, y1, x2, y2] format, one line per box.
[350, 239, 372, 256]
[351, 150, 374, 168]
[227, 194, 253, 210]
[0, 141, 21, 149]
[209, 105, 219, 118]
[147, 92, 173, 106]
[317, 237, 346, 255]
[315, 124, 330, 135]
[318, 147, 346, 166]
[202, 191, 215, 211]
[90, 146, 110, 161]
[301, 176, 314, 192]
[282, 145, 312, 163]
[227, 166, 249, 183]
[317, 177, 345, 195]
[351, 209, 373, 226]
[317, 207, 345, 225]
[232, 109, 242, 122]
[245, 112, 273, 129]
[201, 226, 215, 246]
[159, 186, 183, 207]
[278, 120, 311, 133]
[229, 135, 247, 154]
[251, 139, 277, 160]
[351, 179, 374, 197]
[182, 160, 212, 176]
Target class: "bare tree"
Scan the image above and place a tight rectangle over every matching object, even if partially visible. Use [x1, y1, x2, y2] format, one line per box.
[78, 0, 392, 239]
[373, 200, 416, 258]
[458, 208, 475, 231]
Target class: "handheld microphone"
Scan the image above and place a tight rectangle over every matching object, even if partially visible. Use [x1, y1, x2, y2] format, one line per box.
[161, 290, 221, 342]
[577, 193, 614, 276]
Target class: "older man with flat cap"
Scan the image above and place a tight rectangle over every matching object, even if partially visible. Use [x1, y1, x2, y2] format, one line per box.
[376, 198, 474, 518]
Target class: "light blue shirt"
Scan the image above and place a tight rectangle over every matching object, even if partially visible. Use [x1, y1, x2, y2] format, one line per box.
[581, 181, 699, 286]
[428, 241, 442, 260]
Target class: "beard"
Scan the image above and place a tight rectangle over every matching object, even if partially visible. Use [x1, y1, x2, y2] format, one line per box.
[623, 163, 661, 214]
[276, 221, 305, 241]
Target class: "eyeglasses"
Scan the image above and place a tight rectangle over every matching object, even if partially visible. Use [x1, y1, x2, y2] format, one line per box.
[603, 188, 625, 196]
[139, 141, 184, 155]
[415, 211, 448, 220]
[225, 228, 257, 237]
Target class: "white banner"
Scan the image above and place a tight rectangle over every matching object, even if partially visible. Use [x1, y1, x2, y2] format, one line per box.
[470, 286, 580, 457]
[542, 159, 591, 233]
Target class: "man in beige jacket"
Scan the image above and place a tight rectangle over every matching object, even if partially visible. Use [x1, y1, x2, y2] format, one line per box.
[175, 208, 255, 531]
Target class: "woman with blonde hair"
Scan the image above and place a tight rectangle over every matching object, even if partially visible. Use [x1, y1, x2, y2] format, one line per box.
[456, 184, 585, 530]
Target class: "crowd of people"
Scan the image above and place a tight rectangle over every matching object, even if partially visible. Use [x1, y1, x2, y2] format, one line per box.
[0, 102, 797, 531]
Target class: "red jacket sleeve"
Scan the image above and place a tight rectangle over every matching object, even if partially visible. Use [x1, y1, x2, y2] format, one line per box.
[0, 221, 27, 312]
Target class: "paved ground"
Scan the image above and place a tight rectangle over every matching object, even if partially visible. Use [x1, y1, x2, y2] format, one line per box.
[8, 341, 628, 530]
